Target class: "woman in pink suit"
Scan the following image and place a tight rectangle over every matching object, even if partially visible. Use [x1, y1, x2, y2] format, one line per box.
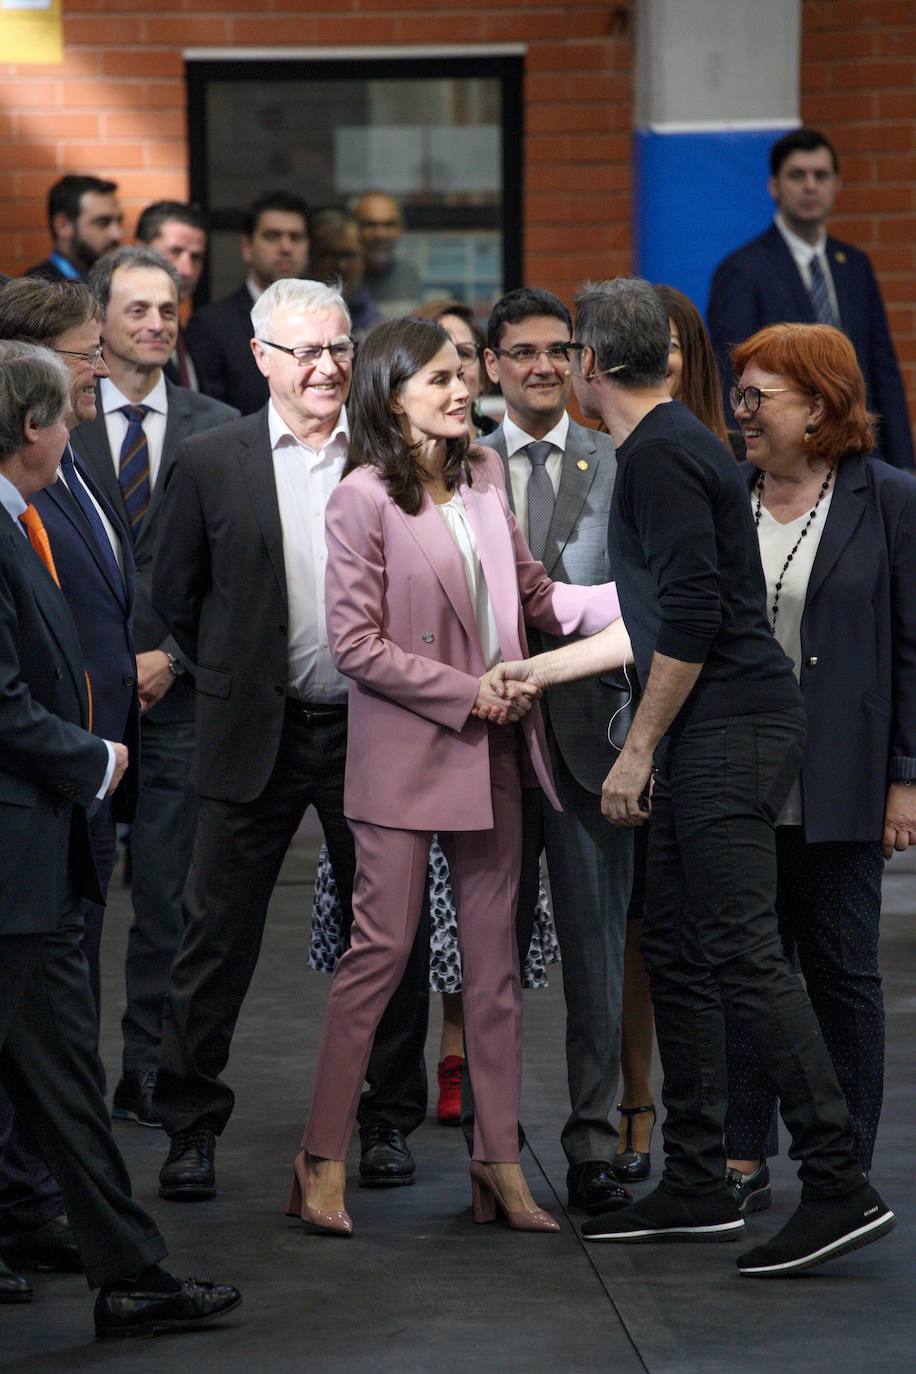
[290, 317, 626, 1235]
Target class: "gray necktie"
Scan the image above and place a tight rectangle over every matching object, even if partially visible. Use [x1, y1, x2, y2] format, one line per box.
[526, 441, 555, 562]
[808, 255, 837, 327]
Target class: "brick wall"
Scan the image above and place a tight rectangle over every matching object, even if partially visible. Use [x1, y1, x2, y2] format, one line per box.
[801, 0, 916, 430]
[0, 0, 912, 430]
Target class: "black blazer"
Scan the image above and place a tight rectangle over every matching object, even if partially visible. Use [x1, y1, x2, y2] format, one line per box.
[0, 509, 109, 934]
[152, 407, 297, 803]
[710, 225, 914, 472]
[743, 455, 916, 842]
[71, 379, 239, 725]
[33, 454, 138, 820]
[184, 284, 268, 416]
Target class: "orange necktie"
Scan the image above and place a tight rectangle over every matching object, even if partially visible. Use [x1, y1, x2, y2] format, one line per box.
[18, 502, 94, 731]
[19, 503, 60, 587]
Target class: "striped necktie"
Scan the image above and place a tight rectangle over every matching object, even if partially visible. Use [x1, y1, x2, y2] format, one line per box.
[808, 255, 837, 327]
[526, 441, 555, 563]
[118, 404, 151, 539]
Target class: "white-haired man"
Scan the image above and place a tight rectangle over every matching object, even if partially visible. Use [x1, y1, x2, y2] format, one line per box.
[151, 281, 430, 1200]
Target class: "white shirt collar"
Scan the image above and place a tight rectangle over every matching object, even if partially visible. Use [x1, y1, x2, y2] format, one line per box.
[268, 399, 349, 460]
[100, 372, 168, 416]
[246, 276, 264, 304]
[503, 410, 570, 459]
[0, 470, 27, 522]
[775, 212, 827, 262]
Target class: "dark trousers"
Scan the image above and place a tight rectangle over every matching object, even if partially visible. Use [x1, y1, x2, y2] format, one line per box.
[642, 709, 864, 1200]
[0, 798, 116, 1237]
[724, 829, 885, 1170]
[0, 907, 165, 1288]
[154, 708, 429, 1137]
[122, 717, 198, 1075]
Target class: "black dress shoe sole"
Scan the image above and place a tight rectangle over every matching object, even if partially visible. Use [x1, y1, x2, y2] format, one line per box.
[157, 1182, 217, 1201]
[95, 1293, 242, 1341]
[358, 1173, 415, 1189]
[112, 1105, 163, 1129]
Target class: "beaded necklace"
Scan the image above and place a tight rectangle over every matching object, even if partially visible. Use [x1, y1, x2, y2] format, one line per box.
[753, 467, 833, 634]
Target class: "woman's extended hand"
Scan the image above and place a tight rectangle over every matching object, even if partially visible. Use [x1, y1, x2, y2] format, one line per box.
[883, 782, 916, 859]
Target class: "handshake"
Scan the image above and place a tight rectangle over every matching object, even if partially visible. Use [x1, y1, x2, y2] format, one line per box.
[471, 659, 549, 725]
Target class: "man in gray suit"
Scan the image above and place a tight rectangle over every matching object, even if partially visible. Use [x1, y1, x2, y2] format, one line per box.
[72, 246, 238, 1126]
[482, 288, 634, 1215]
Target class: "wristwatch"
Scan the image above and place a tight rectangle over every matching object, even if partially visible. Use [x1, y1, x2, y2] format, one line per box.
[166, 653, 187, 678]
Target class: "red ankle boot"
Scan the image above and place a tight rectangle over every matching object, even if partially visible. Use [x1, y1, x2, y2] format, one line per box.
[436, 1055, 464, 1125]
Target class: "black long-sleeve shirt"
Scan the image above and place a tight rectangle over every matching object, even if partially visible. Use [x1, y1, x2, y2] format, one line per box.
[608, 400, 800, 734]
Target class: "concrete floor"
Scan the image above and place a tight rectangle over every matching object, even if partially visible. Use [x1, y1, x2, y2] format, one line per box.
[4, 842, 914, 1372]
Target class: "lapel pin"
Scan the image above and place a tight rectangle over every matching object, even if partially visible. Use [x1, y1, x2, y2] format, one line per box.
[577, 459, 589, 471]
[835, 251, 846, 264]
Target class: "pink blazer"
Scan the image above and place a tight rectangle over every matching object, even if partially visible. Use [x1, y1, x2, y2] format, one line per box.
[324, 448, 621, 831]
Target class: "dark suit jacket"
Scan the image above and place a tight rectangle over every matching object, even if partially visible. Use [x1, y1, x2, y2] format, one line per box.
[152, 407, 298, 803]
[185, 284, 268, 416]
[487, 418, 631, 795]
[742, 454, 916, 842]
[71, 379, 238, 725]
[709, 224, 914, 472]
[24, 256, 85, 284]
[33, 454, 139, 821]
[0, 508, 108, 934]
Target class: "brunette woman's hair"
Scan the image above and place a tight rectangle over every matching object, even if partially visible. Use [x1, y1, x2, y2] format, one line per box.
[731, 322, 875, 464]
[344, 315, 478, 513]
[654, 284, 730, 447]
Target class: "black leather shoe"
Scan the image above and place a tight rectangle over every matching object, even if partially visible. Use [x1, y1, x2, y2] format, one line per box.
[358, 1122, 415, 1188]
[611, 1104, 656, 1183]
[726, 1161, 772, 1214]
[112, 1070, 162, 1128]
[0, 1256, 32, 1304]
[567, 1162, 633, 1215]
[158, 1128, 216, 1200]
[94, 1275, 242, 1340]
[0, 1214, 83, 1273]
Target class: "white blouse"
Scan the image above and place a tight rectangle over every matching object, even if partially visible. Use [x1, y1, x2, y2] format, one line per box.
[435, 492, 502, 670]
[755, 488, 833, 825]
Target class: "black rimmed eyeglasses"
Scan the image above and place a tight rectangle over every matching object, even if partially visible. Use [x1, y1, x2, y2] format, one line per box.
[489, 343, 585, 365]
[728, 383, 796, 415]
[259, 339, 356, 365]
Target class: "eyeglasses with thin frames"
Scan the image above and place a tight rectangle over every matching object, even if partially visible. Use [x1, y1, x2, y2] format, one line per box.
[259, 339, 356, 365]
[54, 345, 104, 367]
[729, 383, 796, 415]
[489, 343, 584, 365]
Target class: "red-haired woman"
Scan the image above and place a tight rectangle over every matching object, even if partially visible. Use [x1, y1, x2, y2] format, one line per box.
[724, 323, 916, 1213]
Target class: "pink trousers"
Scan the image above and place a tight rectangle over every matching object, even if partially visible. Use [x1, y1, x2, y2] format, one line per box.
[304, 725, 523, 1162]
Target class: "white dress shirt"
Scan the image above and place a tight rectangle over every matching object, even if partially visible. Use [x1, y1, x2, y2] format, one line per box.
[503, 411, 569, 546]
[57, 444, 124, 577]
[268, 401, 349, 703]
[0, 470, 114, 798]
[755, 487, 834, 824]
[435, 492, 502, 669]
[774, 213, 841, 325]
[101, 372, 169, 494]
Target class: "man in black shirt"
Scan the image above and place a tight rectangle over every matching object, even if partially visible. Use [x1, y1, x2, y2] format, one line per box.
[497, 278, 895, 1277]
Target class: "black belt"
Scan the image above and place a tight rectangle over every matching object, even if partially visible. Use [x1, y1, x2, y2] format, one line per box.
[284, 697, 347, 723]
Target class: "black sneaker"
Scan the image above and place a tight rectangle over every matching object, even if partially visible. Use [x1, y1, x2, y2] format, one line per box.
[582, 1185, 745, 1243]
[737, 1181, 895, 1277]
[726, 1161, 772, 1214]
[112, 1070, 161, 1128]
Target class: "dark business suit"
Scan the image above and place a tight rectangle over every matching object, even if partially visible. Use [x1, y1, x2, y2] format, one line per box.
[150, 408, 428, 1138]
[72, 379, 238, 1079]
[24, 256, 85, 284]
[708, 224, 914, 471]
[0, 506, 166, 1287]
[725, 455, 916, 1168]
[0, 453, 137, 1244]
[185, 284, 268, 416]
[487, 419, 635, 1165]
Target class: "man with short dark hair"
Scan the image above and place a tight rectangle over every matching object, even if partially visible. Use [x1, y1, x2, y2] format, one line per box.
[186, 190, 310, 414]
[352, 191, 421, 319]
[479, 286, 633, 1217]
[136, 201, 209, 389]
[26, 175, 123, 284]
[708, 127, 913, 470]
[309, 208, 382, 336]
[72, 245, 238, 1129]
